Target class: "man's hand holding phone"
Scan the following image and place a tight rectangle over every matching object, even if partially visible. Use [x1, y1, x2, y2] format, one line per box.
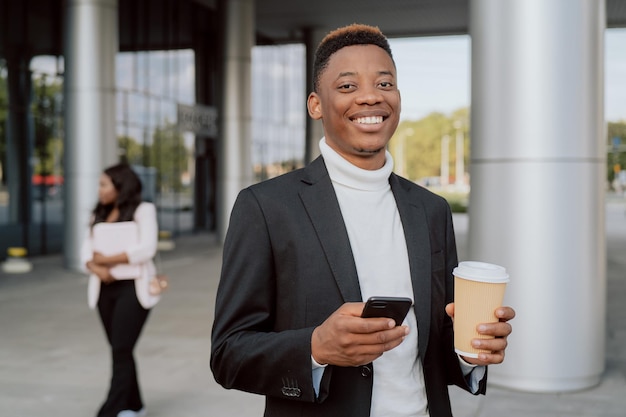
[310, 298, 411, 367]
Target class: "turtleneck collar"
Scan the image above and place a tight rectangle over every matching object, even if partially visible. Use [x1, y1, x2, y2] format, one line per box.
[319, 138, 394, 191]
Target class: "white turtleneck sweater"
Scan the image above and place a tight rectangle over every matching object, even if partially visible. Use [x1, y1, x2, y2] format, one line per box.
[319, 138, 429, 417]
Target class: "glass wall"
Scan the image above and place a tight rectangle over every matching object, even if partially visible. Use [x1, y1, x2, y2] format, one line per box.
[0, 48, 197, 258]
[0, 60, 7, 226]
[0, 56, 65, 255]
[116, 49, 196, 235]
[0, 0, 214, 259]
[30, 56, 65, 254]
[251, 44, 306, 181]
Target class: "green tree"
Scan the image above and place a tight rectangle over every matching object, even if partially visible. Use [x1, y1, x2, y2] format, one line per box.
[118, 135, 144, 165]
[607, 121, 626, 183]
[31, 74, 64, 177]
[151, 124, 189, 193]
[0, 62, 8, 184]
[390, 108, 470, 183]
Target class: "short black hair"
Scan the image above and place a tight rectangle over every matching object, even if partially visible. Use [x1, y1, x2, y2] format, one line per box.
[312, 23, 394, 92]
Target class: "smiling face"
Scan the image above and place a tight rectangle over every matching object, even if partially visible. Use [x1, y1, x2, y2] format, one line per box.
[307, 44, 401, 170]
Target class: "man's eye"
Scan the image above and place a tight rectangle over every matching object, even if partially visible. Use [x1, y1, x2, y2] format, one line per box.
[338, 83, 354, 90]
[379, 81, 394, 88]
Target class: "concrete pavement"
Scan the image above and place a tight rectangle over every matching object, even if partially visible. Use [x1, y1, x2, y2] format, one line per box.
[0, 198, 625, 417]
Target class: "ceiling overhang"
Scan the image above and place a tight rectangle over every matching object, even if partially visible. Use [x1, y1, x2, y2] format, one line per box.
[255, 0, 626, 45]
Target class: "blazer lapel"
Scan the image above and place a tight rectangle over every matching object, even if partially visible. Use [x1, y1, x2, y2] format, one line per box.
[390, 174, 432, 356]
[298, 157, 362, 303]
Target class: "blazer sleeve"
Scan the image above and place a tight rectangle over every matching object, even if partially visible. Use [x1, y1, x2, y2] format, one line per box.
[126, 202, 158, 264]
[210, 188, 318, 403]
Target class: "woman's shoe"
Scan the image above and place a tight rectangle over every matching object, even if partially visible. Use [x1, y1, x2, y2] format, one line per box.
[117, 408, 146, 417]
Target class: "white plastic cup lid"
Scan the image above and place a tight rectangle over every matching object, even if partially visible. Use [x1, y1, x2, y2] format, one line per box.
[453, 261, 509, 283]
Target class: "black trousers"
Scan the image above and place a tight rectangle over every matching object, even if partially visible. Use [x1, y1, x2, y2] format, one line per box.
[96, 280, 150, 417]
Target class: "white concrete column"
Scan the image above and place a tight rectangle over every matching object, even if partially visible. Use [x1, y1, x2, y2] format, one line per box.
[469, 0, 606, 392]
[63, 0, 118, 270]
[218, 0, 254, 240]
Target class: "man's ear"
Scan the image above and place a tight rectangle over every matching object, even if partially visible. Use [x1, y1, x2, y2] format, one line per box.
[307, 92, 322, 120]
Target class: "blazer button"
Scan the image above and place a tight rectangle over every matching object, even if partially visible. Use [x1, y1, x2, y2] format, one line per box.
[281, 377, 301, 397]
[360, 365, 372, 378]
[281, 386, 302, 397]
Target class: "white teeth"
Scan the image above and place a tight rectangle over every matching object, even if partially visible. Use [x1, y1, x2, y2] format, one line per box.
[354, 116, 383, 124]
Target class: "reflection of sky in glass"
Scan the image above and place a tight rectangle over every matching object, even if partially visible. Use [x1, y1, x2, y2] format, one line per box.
[117, 50, 196, 105]
[116, 92, 126, 123]
[115, 49, 195, 146]
[30, 55, 63, 80]
[252, 44, 306, 165]
[161, 101, 177, 125]
[117, 53, 133, 90]
[605, 28, 626, 122]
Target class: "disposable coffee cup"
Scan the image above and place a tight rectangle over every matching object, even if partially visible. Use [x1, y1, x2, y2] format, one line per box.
[453, 261, 509, 358]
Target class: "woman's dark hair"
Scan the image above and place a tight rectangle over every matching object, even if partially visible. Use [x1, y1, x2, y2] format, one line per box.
[91, 163, 143, 225]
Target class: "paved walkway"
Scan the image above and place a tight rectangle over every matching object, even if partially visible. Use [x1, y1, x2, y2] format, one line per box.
[1, 198, 625, 417]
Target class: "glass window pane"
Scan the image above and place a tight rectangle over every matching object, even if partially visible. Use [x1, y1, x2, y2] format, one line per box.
[0, 59, 8, 225]
[115, 49, 196, 234]
[252, 44, 306, 179]
[177, 49, 195, 103]
[161, 101, 177, 127]
[117, 53, 134, 90]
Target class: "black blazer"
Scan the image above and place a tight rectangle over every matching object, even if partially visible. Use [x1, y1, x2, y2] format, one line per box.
[211, 157, 486, 417]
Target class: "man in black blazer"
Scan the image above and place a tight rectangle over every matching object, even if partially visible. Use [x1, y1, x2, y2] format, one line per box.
[211, 24, 515, 417]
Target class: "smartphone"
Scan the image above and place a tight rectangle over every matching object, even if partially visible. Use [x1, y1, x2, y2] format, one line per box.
[361, 296, 413, 326]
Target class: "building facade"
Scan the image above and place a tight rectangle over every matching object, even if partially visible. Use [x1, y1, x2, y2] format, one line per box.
[0, 0, 221, 259]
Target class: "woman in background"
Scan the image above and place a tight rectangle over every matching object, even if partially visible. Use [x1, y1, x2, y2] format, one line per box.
[81, 163, 159, 417]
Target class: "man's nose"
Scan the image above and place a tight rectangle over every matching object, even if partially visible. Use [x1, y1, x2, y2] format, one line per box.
[355, 86, 383, 105]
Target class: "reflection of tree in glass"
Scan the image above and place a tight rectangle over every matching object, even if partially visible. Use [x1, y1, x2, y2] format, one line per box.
[32, 75, 64, 178]
[0, 62, 8, 186]
[118, 136, 144, 166]
[153, 123, 188, 193]
[118, 121, 189, 194]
